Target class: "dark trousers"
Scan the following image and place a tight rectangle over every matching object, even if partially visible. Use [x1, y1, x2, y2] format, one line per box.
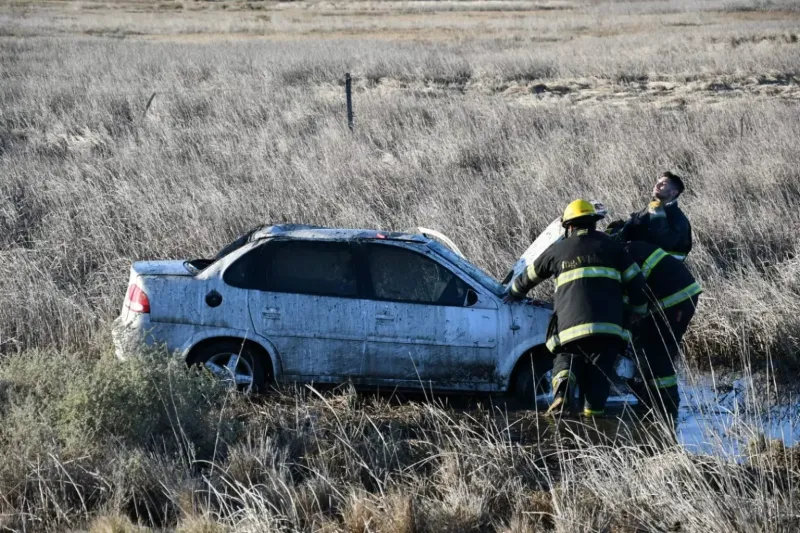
[552, 337, 623, 415]
[631, 295, 699, 418]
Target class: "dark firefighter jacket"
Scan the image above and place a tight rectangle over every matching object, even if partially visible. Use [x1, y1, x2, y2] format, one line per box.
[510, 229, 649, 353]
[619, 200, 692, 261]
[623, 241, 702, 312]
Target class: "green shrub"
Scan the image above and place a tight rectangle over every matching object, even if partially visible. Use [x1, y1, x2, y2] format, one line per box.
[0, 348, 242, 460]
[0, 349, 245, 529]
[55, 351, 240, 459]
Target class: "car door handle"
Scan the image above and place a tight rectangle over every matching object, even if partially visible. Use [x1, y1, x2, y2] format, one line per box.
[510, 324, 520, 331]
[261, 308, 281, 320]
[376, 314, 395, 322]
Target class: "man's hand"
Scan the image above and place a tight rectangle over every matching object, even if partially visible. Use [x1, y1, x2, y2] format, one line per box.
[605, 219, 626, 235]
[647, 199, 665, 217]
[503, 289, 523, 303]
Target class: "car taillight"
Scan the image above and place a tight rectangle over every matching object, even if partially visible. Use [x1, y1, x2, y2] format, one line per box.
[125, 284, 150, 314]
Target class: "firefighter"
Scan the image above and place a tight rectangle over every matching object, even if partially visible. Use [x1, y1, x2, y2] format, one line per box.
[623, 240, 702, 421]
[505, 200, 649, 418]
[615, 171, 692, 261]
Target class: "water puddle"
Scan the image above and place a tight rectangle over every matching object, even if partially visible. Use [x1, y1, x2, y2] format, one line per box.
[534, 372, 800, 456]
[676, 375, 800, 457]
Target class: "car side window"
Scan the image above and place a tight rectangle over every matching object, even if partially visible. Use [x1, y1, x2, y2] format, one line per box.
[224, 241, 358, 298]
[364, 243, 471, 306]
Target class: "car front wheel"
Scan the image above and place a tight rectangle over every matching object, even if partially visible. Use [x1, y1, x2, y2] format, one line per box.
[189, 340, 266, 393]
[513, 351, 553, 408]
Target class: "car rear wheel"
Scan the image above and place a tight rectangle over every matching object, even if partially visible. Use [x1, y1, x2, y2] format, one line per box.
[189, 340, 266, 393]
[513, 351, 554, 408]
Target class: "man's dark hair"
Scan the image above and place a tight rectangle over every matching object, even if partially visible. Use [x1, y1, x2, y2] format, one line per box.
[663, 171, 685, 195]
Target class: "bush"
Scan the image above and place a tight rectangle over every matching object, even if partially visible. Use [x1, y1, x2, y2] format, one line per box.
[0, 349, 243, 530]
[0, 349, 240, 459]
[55, 351, 239, 459]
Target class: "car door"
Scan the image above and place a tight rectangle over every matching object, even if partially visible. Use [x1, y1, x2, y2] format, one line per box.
[225, 239, 366, 380]
[360, 242, 499, 390]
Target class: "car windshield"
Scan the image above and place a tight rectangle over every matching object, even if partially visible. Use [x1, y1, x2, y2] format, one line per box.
[427, 241, 505, 296]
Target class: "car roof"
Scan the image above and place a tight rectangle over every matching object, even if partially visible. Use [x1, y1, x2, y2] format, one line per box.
[231, 224, 507, 297]
[250, 224, 430, 244]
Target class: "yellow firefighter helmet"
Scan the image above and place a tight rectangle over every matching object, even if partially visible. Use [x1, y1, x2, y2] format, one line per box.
[561, 199, 605, 228]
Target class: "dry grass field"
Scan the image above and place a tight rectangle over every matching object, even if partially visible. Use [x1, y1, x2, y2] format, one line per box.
[1, 0, 800, 530]
[2, 0, 800, 366]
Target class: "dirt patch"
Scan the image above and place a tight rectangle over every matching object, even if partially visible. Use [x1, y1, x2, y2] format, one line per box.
[139, 26, 501, 42]
[515, 76, 800, 107]
[720, 9, 800, 22]
[570, 22, 653, 38]
[353, 74, 800, 108]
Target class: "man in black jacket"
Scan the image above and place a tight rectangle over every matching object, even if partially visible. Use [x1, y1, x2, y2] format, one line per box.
[506, 200, 649, 418]
[617, 171, 692, 261]
[623, 241, 702, 420]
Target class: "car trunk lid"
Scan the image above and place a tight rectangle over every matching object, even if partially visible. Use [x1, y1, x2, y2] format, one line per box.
[132, 260, 194, 277]
[118, 260, 194, 322]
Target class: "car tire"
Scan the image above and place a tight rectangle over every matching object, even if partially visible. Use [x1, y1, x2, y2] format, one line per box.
[189, 340, 267, 393]
[513, 351, 554, 408]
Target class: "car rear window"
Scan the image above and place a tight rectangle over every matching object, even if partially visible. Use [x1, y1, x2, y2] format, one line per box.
[363, 243, 471, 306]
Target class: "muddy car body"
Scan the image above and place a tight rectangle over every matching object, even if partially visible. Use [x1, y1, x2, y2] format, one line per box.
[112, 225, 553, 399]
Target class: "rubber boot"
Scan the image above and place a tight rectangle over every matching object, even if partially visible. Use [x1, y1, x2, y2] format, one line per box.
[637, 380, 679, 418]
[653, 385, 680, 421]
[581, 406, 605, 419]
[645, 385, 680, 445]
[545, 380, 573, 419]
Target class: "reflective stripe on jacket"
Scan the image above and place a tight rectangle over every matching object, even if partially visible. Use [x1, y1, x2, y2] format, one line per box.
[624, 241, 702, 313]
[511, 229, 648, 352]
[658, 281, 702, 310]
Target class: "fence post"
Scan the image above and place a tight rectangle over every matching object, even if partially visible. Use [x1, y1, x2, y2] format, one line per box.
[142, 92, 157, 120]
[345, 73, 354, 131]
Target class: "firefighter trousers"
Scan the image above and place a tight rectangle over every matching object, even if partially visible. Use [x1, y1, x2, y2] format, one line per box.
[631, 295, 699, 419]
[551, 337, 623, 416]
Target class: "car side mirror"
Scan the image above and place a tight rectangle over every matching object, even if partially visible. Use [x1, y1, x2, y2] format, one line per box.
[466, 289, 479, 307]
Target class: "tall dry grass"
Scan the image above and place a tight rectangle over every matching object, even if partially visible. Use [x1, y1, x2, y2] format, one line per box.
[1, 24, 799, 365]
[1, 2, 799, 528]
[0, 350, 797, 532]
